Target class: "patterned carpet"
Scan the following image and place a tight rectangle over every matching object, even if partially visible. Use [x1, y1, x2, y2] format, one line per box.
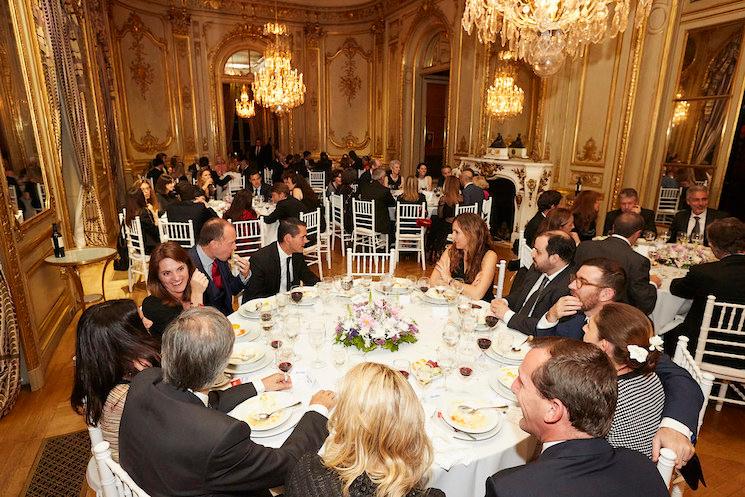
[22, 430, 90, 497]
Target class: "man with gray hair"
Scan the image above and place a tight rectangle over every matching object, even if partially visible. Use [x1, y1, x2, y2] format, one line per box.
[603, 187, 656, 236]
[667, 185, 728, 246]
[360, 167, 396, 238]
[120, 307, 335, 496]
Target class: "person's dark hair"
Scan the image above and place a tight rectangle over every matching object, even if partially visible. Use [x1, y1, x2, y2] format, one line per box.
[612, 212, 644, 237]
[71, 300, 160, 426]
[416, 162, 427, 177]
[155, 174, 174, 196]
[278, 217, 306, 243]
[147, 242, 196, 306]
[272, 182, 290, 196]
[540, 231, 576, 263]
[193, 187, 207, 200]
[448, 213, 494, 284]
[594, 303, 660, 374]
[341, 168, 357, 185]
[572, 190, 602, 233]
[223, 190, 255, 222]
[537, 190, 563, 212]
[198, 156, 210, 169]
[579, 257, 626, 300]
[537, 207, 573, 236]
[303, 151, 311, 158]
[707, 217, 745, 254]
[282, 170, 318, 205]
[618, 188, 639, 201]
[125, 189, 148, 226]
[175, 181, 195, 201]
[197, 217, 230, 246]
[248, 169, 262, 181]
[153, 157, 165, 168]
[529, 337, 617, 437]
[330, 169, 342, 182]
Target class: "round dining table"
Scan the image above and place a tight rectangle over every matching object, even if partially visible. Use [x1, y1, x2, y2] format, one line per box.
[227, 287, 536, 497]
[44, 246, 118, 310]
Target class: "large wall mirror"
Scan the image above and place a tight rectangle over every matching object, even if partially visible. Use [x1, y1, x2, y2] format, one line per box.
[662, 21, 745, 201]
[0, 0, 49, 224]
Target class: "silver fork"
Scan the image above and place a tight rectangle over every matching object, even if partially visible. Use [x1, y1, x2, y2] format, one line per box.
[255, 401, 301, 420]
[457, 404, 508, 414]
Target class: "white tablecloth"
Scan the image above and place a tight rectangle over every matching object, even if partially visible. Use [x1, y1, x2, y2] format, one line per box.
[388, 190, 440, 219]
[254, 203, 279, 247]
[228, 293, 536, 497]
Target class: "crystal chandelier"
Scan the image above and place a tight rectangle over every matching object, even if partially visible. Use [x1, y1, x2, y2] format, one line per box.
[462, 0, 653, 77]
[235, 84, 256, 119]
[672, 92, 689, 127]
[486, 52, 525, 121]
[252, 19, 306, 114]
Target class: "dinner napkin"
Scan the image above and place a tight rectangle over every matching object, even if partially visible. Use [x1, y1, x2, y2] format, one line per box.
[423, 405, 477, 471]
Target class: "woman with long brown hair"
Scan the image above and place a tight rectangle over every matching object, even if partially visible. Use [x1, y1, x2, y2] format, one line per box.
[429, 176, 463, 255]
[536, 207, 581, 245]
[132, 178, 160, 220]
[223, 189, 257, 221]
[125, 188, 160, 254]
[141, 242, 209, 338]
[398, 176, 426, 205]
[283, 170, 319, 211]
[583, 302, 665, 458]
[572, 190, 602, 241]
[431, 212, 498, 301]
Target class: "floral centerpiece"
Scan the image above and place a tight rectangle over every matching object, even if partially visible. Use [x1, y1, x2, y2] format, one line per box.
[334, 296, 419, 352]
[652, 243, 714, 269]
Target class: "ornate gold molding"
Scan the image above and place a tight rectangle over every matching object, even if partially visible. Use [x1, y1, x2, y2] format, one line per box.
[130, 129, 173, 154]
[304, 22, 326, 48]
[329, 129, 370, 150]
[168, 7, 192, 36]
[576, 137, 603, 163]
[186, 0, 385, 24]
[331, 38, 368, 106]
[116, 12, 162, 99]
[571, 171, 603, 189]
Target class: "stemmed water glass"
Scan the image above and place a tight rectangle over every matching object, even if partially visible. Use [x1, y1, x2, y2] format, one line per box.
[676, 233, 688, 244]
[417, 277, 431, 294]
[284, 315, 300, 357]
[690, 232, 703, 245]
[290, 285, 304, 305]
[308, 324, 326, 369]
[441, 322, 460, 351]
[643, 230, 656, 243]
[450, 278, 465, 296]
[275, 293, 288, 317]
[380, 274, 394, 295]
[438, 351, 455, 392]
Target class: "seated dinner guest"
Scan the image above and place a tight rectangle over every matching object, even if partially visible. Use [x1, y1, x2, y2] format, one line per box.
[243, 218, 320, 302]
[575, 213, 660, 315]
[484, 337, 669, 497]
[132, 178, 160, 220]
[584, 303, 665, 458]
[189, 218, 251, 316]
[398, 176, 426, 206]
[283, 170, 319, 212]
[142, 242, 209, 338]
[223, 189, 258, 222]
[71, 300, 160, 462]
[572, 190, 601, 241]
[490, 231, 575, 335]
[263, 182, 306, 224]
[359, 168, 396, 238]
[603, 188, 656, 236]
[165, 181, 217, 240]
[125, 188, 160, 254]
[667, 185, 728, 246]
[524, 190, 563, 249]
[431, 213, 497, 301]
[285, 362, 444, 497]
[666, 217, 745, 357]
[247, 169, 271, 199]
[415, 162, 432, 191]
[460, 169, 484, 207]
[119, 307, 336, 497]
[386, 159, 403, 190]
[536, 207, 580, 245]
[154, 174, 178, 215]
[326, 169, 343, 197]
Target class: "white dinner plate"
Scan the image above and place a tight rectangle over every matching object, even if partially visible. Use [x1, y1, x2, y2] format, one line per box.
[229, 343, 266, 365]
[239, 298, 276, 319]
[422, 286, 458, 306]
[440, 397, 502, 434]
[225, 351, 272, 375]
[496, 365, 519, 390]
[374, 278, 413, 295]
[231, 324, 260, 342]
[434, 411, 503, 441]
[227, 391, 296, 431]
[488, 377, 517, 402]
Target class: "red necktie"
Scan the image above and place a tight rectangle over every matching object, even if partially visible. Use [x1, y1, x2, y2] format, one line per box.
[211, 262, 223, 290]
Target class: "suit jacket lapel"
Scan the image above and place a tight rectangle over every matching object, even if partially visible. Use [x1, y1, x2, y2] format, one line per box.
[269, 242, 282, 294]
[517, 270, 542, 305]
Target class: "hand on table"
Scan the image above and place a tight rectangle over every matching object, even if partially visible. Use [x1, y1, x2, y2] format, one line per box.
[546, 296, 582, 323]
[490, 298, 510, 320]
[261, 373, 293, 391]
[310, 390, 337, 410]
[650, 274, 662, 288]
[652, 427, 695, 469]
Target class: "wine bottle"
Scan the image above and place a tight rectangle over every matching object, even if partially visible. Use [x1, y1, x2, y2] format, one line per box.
[51, 223, 65, 258]
[575, 177, 582, 196]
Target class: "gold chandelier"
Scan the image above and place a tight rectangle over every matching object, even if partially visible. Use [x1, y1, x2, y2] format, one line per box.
[252, 21, 306, 114]
[462, 0, 653, 77]
[235, 84, 256, 119]
[672, 92, 689, 127]
[486, 52, 524, 121]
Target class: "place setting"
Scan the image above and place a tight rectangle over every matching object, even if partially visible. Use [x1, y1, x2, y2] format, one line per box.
[227, 390, 305, 438]
[225, 342, 273, 375]
[432, 396, 507, 442]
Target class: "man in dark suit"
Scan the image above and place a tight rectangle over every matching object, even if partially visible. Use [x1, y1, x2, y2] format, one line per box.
[509, 190, 562, 269]
[603, 187, 657, 236]
[120, 307, 336, 497]
[188, 218, 251, 316]
[301, 150, 314, 172]
[245, 169, 271, 199]
[490, 231, 575, 335]
[666, 217, 745, 356]
[146, 155, 165, 183]
[460, 169, 484, 209]
[263, 183, 306, 225]
[485, 337, 669, 497]
[249, 139, 264, 167]
[575, 212, 660, 315]
[260, 140, 273, 167]
[667, 185, 728, 246]
[165, 182, 217, 241]
[359, 168, 396, 237]
[243, 218, 320, 302]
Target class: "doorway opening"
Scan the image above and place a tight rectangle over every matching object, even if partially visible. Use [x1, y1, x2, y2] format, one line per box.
[421, 70, 449, 175]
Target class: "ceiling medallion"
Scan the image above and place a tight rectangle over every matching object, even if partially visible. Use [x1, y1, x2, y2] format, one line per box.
[462, 0, 653, 77]
[486, 51, 524, 121]
[235, 84, 256, 119]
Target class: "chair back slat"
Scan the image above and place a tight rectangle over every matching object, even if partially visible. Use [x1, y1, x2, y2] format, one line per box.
[93, 441, 151, 497]
[655, 187, 682, 224]
[352, 199, 375, 232]
[517, 229, 532, 268]
[481, 197, 492, 226]
[346, 249, 397, 279]
[126, 217, 147, 259]
[263, 167, 273, 185]
[300, 208, 321, 245]
[673, 336, 716, 434]
[232, 219, 263, 259]
[657, 447, 676, 488]
[309, 171, 326, 193]
[161, 220, 195, 249]
[455, 203, 478, 216]
[396, 202, 425, 236]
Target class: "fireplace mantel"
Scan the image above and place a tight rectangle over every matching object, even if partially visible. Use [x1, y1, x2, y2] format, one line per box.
[456, 157, 555, 240]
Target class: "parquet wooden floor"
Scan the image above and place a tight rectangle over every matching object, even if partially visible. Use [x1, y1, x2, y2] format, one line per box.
[0, 244, 742, 496]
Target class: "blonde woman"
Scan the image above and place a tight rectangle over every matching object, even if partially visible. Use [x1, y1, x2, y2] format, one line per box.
[398, 176, 426, 205]
[285, 363, 444, 497]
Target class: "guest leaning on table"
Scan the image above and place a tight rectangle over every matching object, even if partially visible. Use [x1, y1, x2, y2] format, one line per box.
[285, 362, 445, 497]
[142, 242, 210, 339]
[119, 307, 336, 497]
[484, 337, 669, 497]
[431, 213, 498, 302]
[71, 300, 160, 462]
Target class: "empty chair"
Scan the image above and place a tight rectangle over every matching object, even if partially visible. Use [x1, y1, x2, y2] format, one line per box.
[226, 175, 245, 197]
[159, 219, 195, 249]
[309, 171, 326, 195]
[454, 203, 478, 216]
[694, 295, 745, 411]
[319, 197, 332, 269]
[263, 167, 273, 186]
[346, 249, 397, 279]
[330, 194, 351, 254]
[93, 441, 151, 497]
[125, 216, 149, 292]
[300, 208, 324, 279]
[394, 202, 426, 270]
[481, 197, 492, 227]
[232, 219, 263, 259]
[493, 259, 507, 300]
[352, 198, 387, 252]
[655, 187, 682, 225]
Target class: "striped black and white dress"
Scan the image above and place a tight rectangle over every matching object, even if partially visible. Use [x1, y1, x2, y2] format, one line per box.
[607, 370, 665, 458]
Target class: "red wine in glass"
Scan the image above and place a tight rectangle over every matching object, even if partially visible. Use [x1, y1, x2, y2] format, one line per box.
[278, 361, 293, 373]
[419, 285, 429, 293]
[399, 370, 410, 379]
[485, 315, 499, 328]
[290, 290, 303, 303]
[459, 366, 473, 377]
[477, 338, 492, 350]
[271, 340, 283, 349]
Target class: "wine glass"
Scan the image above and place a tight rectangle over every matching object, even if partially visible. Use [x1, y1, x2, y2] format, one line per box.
[260, 310, 274, 337]
[643, 230, 656, 243]
[476, 328, 494, 362]
[461, 314, 478, 335]
[276, 346, 293, 382]
[380, 275, 394, 295]
[331, 344, 347, 369]
[484, 314, 500, 329]
[438, 351, 455, 392]
[658, 230, 668, 243]
[340, 275, 354, 294]
[690, 232, 703, 245]
[275, 293, 288, 316]
[457, 343, 478, 387]
[308, 325, 326, 369]
[393, 359, 411, 380]
[676, 232, 688, 244]
[290, 285, 304, 304]
[457, 296, 472, 319]
[450, 278, 465, 296]
[417, 277, 431, 294]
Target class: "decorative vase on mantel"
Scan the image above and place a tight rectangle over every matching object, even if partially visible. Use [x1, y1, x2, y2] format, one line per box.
[485, 133, 509, 159]
[509, 133, 527, 159]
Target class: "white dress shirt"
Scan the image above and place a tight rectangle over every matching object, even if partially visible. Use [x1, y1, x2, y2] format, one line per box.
[503, 264, 569, 324]
[686, 209, 708, 238]
[277, 243, 294, 293]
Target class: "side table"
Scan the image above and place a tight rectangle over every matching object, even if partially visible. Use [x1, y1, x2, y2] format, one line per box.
[44, 247, 118, 311]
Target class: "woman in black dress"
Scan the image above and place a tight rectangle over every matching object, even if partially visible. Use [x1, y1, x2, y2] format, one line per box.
[572, 190, 601, 241]
[397, 176, 426, 206]
[141, 242, 209, 339]
[125, 189, 160, 254]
